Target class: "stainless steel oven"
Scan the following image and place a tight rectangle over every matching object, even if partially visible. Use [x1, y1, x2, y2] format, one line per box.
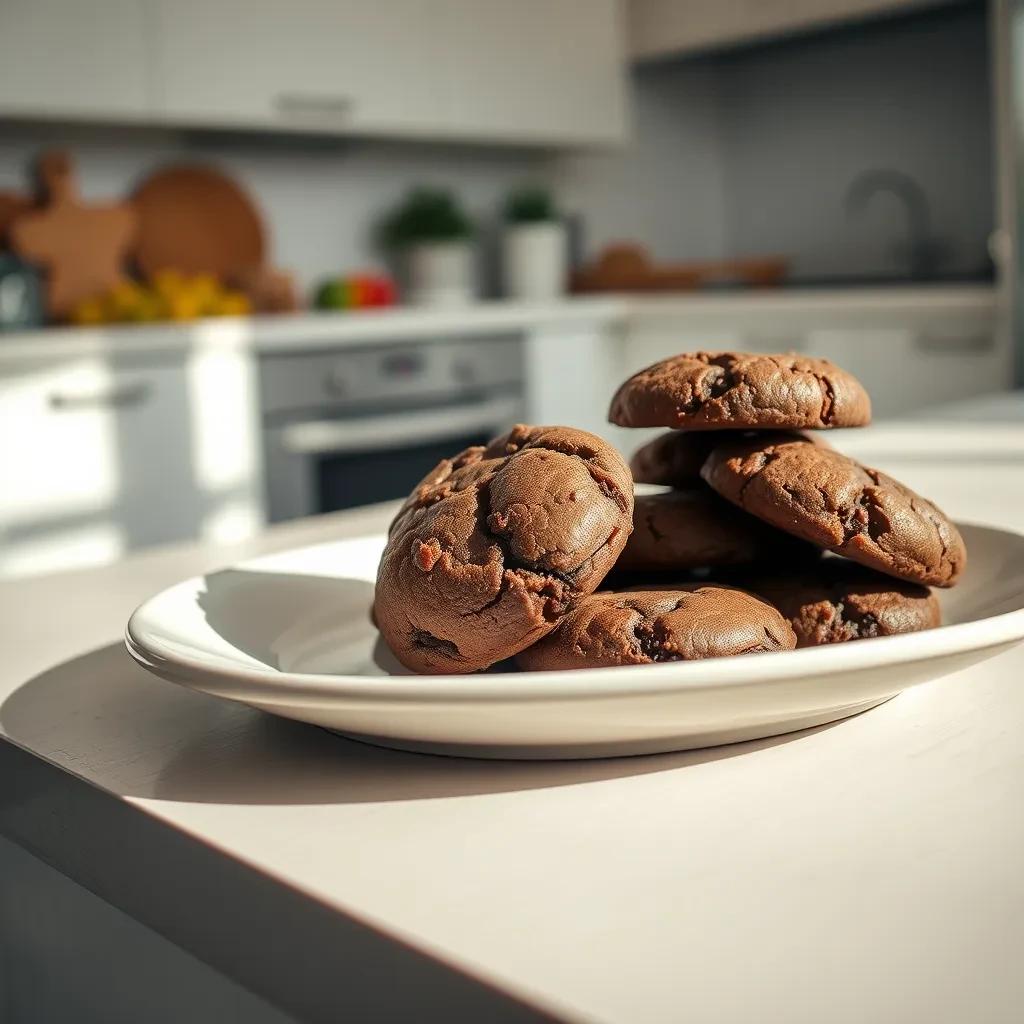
[260, 335, 526, 522]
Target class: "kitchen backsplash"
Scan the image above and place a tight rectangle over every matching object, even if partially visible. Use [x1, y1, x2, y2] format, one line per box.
[0, 3, 991, 294]
[713, 1, 993, 282]
[557, 2, 994, 283]
[0, 126, 551, 297]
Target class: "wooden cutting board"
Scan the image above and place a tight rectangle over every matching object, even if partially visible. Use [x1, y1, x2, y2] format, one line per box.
[10, 151, 137, 319]
[572, 243, 788, 293]
[133, 164, 266, 280]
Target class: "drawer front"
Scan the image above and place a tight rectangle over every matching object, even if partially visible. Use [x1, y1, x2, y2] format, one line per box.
[0, 357, 200, 576]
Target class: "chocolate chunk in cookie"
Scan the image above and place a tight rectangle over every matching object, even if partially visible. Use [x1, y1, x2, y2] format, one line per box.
[629, 428, 830, 486]
[610, 352, 871, 430]
[702, 435, 966, 587]
[374, 424, 634, 673]
[516, 586, 796, 671]
[744, 561, 940, 648]
[619, 488, 815, 572]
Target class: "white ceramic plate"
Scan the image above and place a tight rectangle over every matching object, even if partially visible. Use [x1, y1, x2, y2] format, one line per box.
[126, 522, 1024, 759]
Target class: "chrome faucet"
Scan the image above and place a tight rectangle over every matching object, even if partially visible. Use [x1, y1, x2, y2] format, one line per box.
[845, 169, 948, 279]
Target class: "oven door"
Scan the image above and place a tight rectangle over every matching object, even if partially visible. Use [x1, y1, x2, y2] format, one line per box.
[263, 395, 524, 522]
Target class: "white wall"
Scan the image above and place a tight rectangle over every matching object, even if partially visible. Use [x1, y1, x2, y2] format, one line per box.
[551, 60, 729, 263]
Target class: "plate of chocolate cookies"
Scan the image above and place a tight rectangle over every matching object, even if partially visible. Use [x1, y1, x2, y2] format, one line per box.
[126, 352, 1024, 759]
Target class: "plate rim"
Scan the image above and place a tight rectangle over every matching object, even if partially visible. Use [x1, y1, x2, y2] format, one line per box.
[125, 520, 1024, 705]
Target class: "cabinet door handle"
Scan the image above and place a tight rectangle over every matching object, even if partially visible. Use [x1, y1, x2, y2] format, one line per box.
[48, 381, 152, 411]
[913, 334, 993, 354]
[274, 93, 353, 119]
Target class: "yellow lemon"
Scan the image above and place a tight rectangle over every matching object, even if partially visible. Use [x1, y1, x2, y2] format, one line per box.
[166, 293, 203, 321]
[70, 298, 106, 326]
[132, 293, 163, 322]
[211, 291, 252, 317]
[191, 273, 221, 305]
[152, 269, 185, 297]
[107, 279, 145, 320]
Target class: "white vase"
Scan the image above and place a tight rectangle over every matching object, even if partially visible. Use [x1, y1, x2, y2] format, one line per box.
[501, 221, 567, 301]
[406, 241, 475, 307]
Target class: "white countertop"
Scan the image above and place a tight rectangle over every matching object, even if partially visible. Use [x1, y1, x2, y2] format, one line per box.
[0, 297, 623, 362]
[0, 285, 1000, 363]
[2, 423, 1024, 1022]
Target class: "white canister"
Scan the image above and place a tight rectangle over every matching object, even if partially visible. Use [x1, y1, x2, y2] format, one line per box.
[406, 241, 475, 306]
[501, 221, 567, 301]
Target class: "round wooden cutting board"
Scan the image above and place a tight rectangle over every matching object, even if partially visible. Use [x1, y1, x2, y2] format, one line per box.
[133, 164, 266, 279]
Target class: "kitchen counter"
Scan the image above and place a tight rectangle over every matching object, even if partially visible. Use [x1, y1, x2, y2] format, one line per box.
[2, 422, 1024, 1022]
[0, 297, 624, 363]
[0, 285, 999, 362]
[625, 284, 1001, 330]
[0, 286, 1013, 581]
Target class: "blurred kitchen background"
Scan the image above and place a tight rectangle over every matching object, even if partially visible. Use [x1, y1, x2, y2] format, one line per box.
[1, 0, 1022, 579]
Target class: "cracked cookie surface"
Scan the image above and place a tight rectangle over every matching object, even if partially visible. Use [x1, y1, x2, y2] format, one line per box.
[374, 424, 634, 673]
[619, 488, 816, 572]
[516, 586, 796, 671]
[610, 352, 871, 430]
[702, 436, 966, 587]
[743, 562, 940, 648]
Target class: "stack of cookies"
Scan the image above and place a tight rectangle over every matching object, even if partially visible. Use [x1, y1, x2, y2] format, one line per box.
[608, 352, 963, 642]
[374, 352, 966, 674]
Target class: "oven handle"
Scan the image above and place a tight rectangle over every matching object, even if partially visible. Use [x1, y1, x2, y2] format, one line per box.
[277, 396, 524, 456]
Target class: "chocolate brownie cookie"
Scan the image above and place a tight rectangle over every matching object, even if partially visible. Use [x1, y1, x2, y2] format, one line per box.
[516, 586, 796, 671]
[629, 428, 830, 486]
[610, 352, 871, 430]
[374, 424, 634, 673]
[618, 488, 814, 572]
[629, 431, 720, 486]
[702, 435, 966, 587]
[745, 562, 940, 648]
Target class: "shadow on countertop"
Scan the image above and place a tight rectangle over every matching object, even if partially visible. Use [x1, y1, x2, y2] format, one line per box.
[0, 640, 861, 807]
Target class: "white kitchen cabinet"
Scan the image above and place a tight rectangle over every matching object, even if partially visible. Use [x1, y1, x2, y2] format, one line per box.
[0, 0, 152, 120]
[0, 348, 263, 579]
[525, 320, 631, 447]
[0, 0, 625, 145]
[808, 328, 1009, 416]
[151, 0, 627, 145]
[629, 0, 946, 60]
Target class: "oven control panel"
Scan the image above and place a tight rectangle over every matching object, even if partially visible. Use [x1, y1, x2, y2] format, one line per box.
[259, 335, 524, 417]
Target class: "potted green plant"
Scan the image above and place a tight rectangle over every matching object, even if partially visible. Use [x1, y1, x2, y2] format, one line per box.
[380, 187, 475, 306]
[501, 186, 567, 301]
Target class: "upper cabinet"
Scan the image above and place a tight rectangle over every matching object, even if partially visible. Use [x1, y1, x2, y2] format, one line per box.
[151, 0, 627, 145]
[0, 0, 153, 119]
[629, 0, 946, 60]
[0, 0, 627, 147]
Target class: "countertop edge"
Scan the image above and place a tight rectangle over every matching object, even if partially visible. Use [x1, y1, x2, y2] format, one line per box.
[0, 286, 1001, 363]
[0, 738, 552, 1023]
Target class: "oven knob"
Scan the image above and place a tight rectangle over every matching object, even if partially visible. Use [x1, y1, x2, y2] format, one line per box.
[452, 360, 477, 385]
